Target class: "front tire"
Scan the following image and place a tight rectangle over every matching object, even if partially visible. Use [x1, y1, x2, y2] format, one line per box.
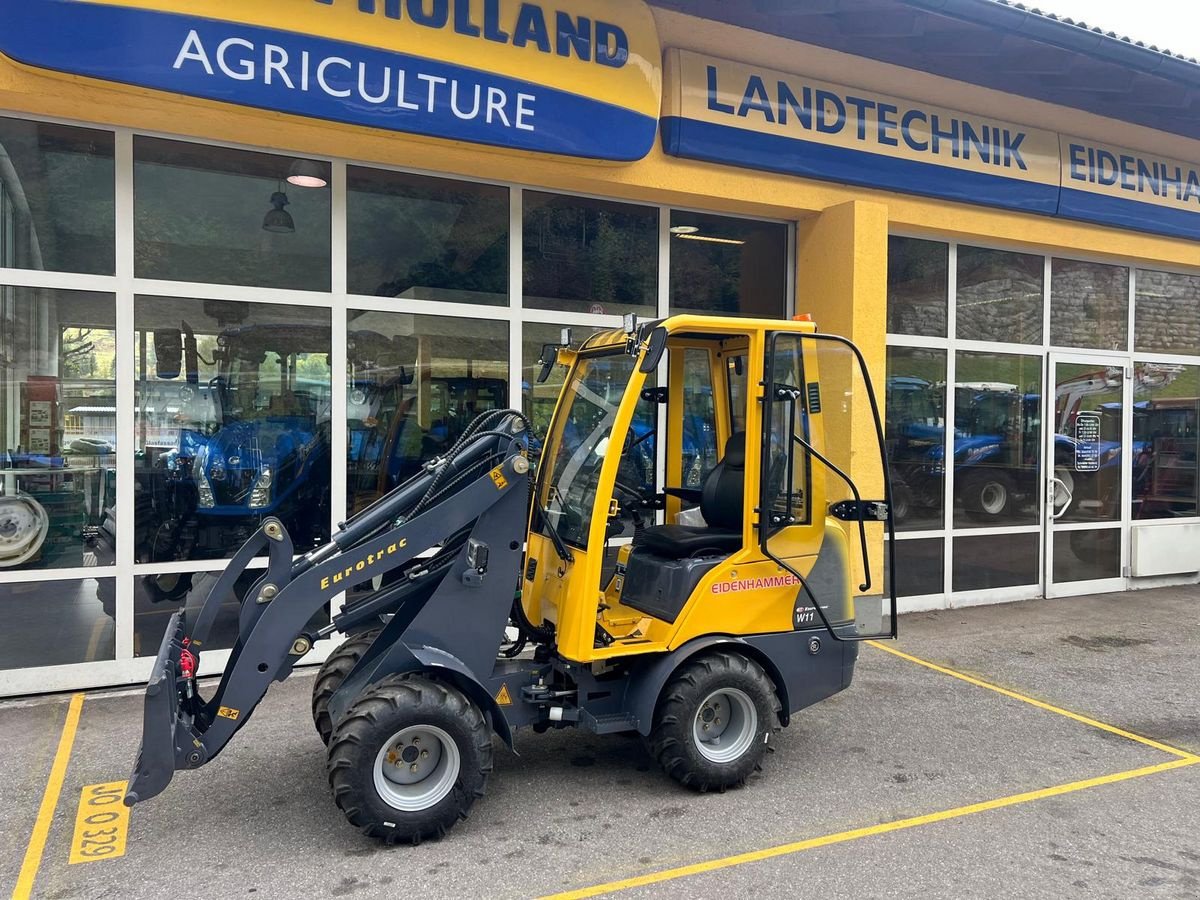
[648, 651, 780, 792]
[311, 629, 381, 745]
[327, 676, 492, 844]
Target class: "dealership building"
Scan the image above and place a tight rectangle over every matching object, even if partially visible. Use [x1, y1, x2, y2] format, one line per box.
[1, 0, 1199, 695]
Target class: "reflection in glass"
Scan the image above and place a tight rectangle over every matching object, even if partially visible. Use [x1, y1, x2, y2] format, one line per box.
[0, 117, 114, 274]
[669, 212, 787, 317]
[1135, 269, 1200, 355]
[884, 538, 944, 597]
[1051, 362, 1123, 524]
[347, 167, 508, 305]
[0, 577, 115, 669]
[953, 353, 1042, 528]
[135, 137, 331, 290]
[887, 237, 948, 337]
[885, 347, 946, 531]
[1050, 259, 1129, 350]
[133, 298, 331, 562]
[956, 246, 1044, 344]
[0, 288, 116, 570]
[523, 323, 569, 443]
[952, 532, 1039, 591]
[132, 568, 329, 657]
[523, 192, 657, 316]
[344, 311, 508, 515]
[1131, 364, 1200, 519]
[1053, 528, 1120, 583]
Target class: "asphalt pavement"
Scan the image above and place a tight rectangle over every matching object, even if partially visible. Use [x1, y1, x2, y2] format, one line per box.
[2, 585, 1197, 899]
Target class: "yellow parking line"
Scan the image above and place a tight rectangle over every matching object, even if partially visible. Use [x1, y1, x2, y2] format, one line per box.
[543, 757, 1200, 900]
[866, 640, 1199, 761]
[13, 693, 85, 900]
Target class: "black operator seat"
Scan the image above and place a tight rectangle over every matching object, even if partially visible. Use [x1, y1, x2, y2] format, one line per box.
[638, 432, 746, 559]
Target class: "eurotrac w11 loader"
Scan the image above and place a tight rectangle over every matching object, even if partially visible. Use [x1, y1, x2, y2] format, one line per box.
[124, 314, 897, 844]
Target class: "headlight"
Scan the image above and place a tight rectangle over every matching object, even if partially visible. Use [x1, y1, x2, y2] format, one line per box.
[195, 447, 215, 508]
[248, 465, 273, 509]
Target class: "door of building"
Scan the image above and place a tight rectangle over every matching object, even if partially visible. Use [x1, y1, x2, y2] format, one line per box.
[1044, 353, 1131, 598]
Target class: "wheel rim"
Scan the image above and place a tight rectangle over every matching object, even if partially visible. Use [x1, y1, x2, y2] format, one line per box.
[372, 724, 460, 812]
[979, 481, 1008, 515]
[692, 688, 757, 764]
[0, 495, 50, 568]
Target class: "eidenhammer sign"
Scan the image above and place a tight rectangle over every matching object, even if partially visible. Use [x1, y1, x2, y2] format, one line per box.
[0, 0, 663, 162]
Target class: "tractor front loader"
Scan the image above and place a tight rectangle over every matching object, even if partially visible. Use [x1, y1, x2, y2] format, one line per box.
[124, 314, 897, 844]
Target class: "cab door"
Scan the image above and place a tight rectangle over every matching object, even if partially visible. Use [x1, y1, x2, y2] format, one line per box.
[760, 331, 897, 640]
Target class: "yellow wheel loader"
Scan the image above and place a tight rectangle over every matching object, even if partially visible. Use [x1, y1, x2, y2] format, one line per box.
[124, 314, 896, 844]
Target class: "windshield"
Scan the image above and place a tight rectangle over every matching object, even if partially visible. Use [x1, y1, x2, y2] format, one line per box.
[544, 351, 637, 548]
[222, 350, 329, 422]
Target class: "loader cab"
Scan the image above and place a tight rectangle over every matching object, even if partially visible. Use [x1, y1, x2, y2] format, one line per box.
[523, 315, 895, 665]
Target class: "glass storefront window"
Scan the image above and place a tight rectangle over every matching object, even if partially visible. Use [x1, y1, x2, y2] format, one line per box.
[523, 323, 569, 443]
[885, 347, 947, 531]
[347, 167, 508, 305]
[0, 577, 115, 669]
[133, 297, 331, 562]
[1135, 269, 1200, 356]
[884, 538, 944, 597]
[887, 237, 948, 337]
[523, 191, 657, 317]
[952, 532, 1039, 590]
[135, 137, 331, 291]
[953, 352, 1042, 528]
[668, 212, 787, 317]
[344, 311, 508, 514]
[0, 117, 115, 275]
[1050, 259, 1129, 350]
[956, 246, 1044, 345]
[0, 287, 116, 571]
[1131, 363, 1200, 519]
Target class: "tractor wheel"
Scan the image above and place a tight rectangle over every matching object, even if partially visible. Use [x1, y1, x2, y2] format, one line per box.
[327, 676, 492, 844]
[960, 470, 1015, 521]
[648, 651, 780, 793]
[311, 629, 381, 745]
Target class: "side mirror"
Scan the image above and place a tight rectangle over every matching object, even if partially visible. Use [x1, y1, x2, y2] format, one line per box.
[153, 329, 183, 379]
[638, 326, 668, 374]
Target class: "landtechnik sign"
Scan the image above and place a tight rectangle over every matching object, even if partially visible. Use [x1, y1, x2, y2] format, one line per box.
[663, 49, 1200, 241]
[0, 0, 663, 162]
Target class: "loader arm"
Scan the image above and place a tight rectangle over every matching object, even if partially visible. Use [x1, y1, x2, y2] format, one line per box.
[125, 413, 532, 806]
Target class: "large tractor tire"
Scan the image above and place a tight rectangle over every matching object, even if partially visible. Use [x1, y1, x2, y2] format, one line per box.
[327, 676, 492, 844]
[648, 651, 780, 793]
[960, 470, 1015, 521]
[311, 628, 382, 745]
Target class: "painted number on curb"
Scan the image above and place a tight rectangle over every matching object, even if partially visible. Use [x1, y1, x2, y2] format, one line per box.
[69, 781, 130, 864]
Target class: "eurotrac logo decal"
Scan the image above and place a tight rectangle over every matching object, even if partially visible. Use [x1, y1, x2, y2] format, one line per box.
[661, 50, 1061, 215]
[0, 0, 662, 162]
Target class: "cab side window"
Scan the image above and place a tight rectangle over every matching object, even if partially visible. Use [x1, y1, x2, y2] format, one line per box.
[682, 349, 719, 488]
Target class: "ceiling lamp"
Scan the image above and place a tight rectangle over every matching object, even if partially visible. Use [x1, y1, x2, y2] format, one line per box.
[287, 158, 328, 188]
[262, 189, 295, 234]
[674, 233, 746, 245]
[669, 224, 700, 234]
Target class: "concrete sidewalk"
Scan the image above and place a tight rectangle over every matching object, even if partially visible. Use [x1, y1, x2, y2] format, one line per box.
[2, 586, 1197, 899]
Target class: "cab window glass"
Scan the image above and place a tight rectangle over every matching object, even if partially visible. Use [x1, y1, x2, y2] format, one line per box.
[762, 338, 810, 529]
[682, 349, 718, 488]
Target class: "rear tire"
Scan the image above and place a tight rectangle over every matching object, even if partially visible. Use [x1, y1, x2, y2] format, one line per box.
[311, 629, 381, 745]
[327, 676, 492, 845]
[648, 651, 780, 792]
